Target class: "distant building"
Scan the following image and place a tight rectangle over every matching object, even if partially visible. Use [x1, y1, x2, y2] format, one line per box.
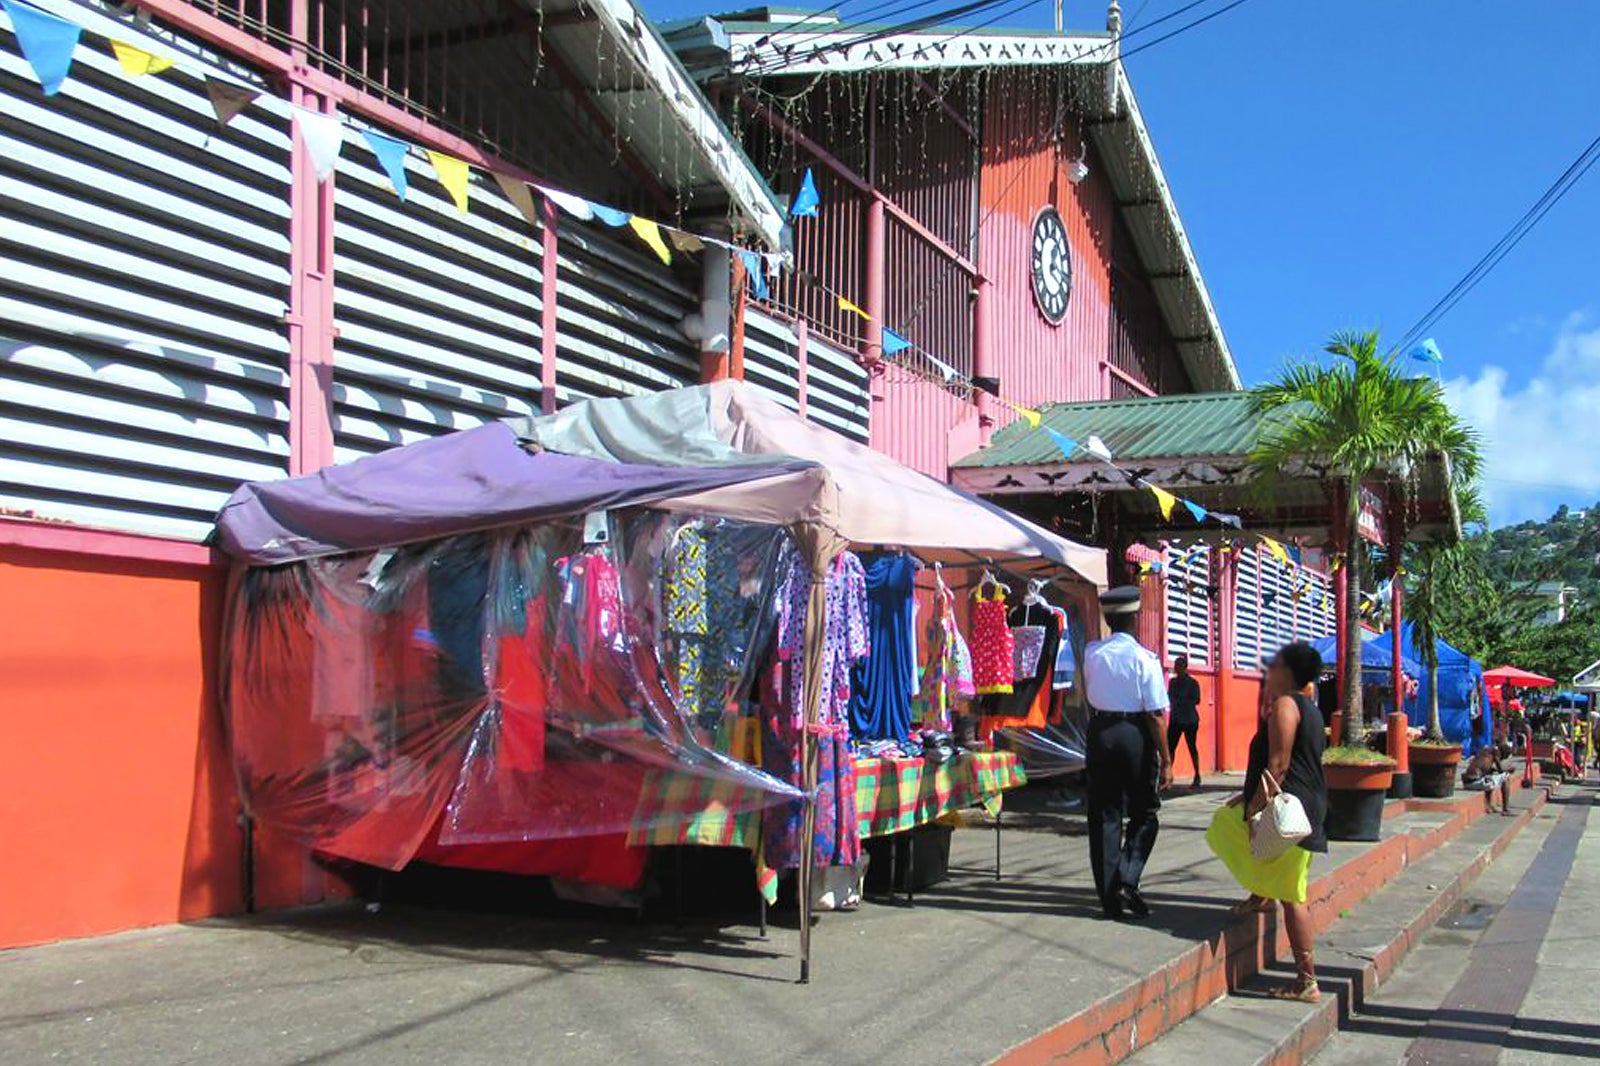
[1515, 582, 1582, 626]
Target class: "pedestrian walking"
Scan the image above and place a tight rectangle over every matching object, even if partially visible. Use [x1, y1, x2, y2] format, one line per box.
[1207, 641, 1329, 1003]
[1167, 654, 1203, 789]
[1082, 585, 1172, 921]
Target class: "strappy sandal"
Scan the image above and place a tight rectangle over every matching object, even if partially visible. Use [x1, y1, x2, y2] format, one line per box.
[1230, 896, 1274, 916]
[1267, 978, 1321, 1003]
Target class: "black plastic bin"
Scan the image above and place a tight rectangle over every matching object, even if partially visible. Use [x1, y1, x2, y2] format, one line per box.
[864, 824, 953, 894]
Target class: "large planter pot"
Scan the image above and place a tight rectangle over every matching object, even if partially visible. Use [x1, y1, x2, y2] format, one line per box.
[1324, 762, 1395, 842]
[1409, 744, 1462, 799]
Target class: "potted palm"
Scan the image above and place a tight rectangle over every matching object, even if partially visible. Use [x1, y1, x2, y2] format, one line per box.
[1251, 331, 1481, 841]
[1404, 491, 1486, 798]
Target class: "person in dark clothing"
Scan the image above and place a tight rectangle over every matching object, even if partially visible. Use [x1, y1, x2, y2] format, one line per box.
[1166, 655, 1203, 789]
[1229, 641, 1328, 1003]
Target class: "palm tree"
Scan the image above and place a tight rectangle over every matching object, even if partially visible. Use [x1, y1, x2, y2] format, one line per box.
[1405, 489, 1488, 742]
[1250, 330, 1481, 748]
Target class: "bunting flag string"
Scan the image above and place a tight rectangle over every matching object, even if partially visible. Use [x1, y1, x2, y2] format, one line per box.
[203, 77, 257, 129]
[292, 106, 345, 182]
[628, 216, 672, 266]
[0, 0, 791, 270]
[0, 0, 1386, 604]
[5, 0, 80, 96]
[362, 129, 411, 201]
[110, 39, 174, 76]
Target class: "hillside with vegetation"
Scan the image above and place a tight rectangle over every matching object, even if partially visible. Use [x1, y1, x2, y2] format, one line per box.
[1426, 502, 1600, 684]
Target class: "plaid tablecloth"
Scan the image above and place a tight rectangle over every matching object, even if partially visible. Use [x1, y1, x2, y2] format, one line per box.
[854, 751, 1026, 837]
[626, 751, 1026, 847]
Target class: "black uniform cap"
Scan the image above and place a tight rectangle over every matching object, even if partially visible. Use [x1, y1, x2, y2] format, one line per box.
[1099, 585, 1142, 616]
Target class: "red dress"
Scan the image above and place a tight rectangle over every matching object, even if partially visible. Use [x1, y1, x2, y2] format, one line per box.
[970, 585, 1015, 696]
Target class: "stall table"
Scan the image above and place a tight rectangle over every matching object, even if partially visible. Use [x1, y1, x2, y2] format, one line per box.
[626, 750, 1027, 903]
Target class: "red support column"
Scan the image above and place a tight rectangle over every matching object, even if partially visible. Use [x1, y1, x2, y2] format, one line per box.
[285, 84, 338, 475]
[1214, 544, 1237, 770]
[540, 195, 559, 413]
[795, 317, 809, 420]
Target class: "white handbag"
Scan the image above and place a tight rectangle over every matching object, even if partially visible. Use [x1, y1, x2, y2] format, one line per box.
[1248, 770, 1312, 861]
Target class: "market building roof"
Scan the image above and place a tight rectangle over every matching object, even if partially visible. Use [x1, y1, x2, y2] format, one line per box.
[658, 6, 1239, 391]
[950, 391, 1460, 545]
[953, 392, 1258, 471]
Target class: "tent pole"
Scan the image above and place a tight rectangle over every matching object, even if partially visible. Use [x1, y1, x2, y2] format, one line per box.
[796, 546, 833, 984]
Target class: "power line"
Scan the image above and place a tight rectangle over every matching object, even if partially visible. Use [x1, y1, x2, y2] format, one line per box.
[1395, 133, 1600, 354]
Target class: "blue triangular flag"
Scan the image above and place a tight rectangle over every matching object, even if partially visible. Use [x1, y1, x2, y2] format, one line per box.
[586, 201, 631, 227]
[881, 327, 913, 356]
[1045, 428, 1078, 459]
[5, 0, 81, 96]
[1409, 338, 1444, 364]
[790, 167, 820, 218]
[1214, 512, 1243, 529]
[361, 129, 410, 201]
[739, 250, 768, 299]
[1181, 498, 1207, 523]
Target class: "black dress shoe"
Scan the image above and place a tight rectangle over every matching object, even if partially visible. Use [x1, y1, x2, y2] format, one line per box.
[1100, 900, 1126, 921]
[1122, 888, 1151, 919]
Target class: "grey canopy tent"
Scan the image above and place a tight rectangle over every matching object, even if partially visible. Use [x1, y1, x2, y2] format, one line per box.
[218, 381, 1105, 980]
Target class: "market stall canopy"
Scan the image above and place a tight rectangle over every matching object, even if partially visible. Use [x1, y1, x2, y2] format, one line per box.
[1310, 632, 1423, 678]
[515, 381, 1107, 586]
[1483, 665, 1558, 688]
[213, 420, 816, 565]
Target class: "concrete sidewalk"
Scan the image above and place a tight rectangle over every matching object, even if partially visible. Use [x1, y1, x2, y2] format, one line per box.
[0, 781, 1501, 1066]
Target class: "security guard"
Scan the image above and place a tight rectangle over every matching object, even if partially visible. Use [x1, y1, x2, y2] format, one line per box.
[1083, 585, 1172, 920]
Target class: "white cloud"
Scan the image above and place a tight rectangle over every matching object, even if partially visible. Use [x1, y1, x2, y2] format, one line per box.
[1445, 315, 1600, 527]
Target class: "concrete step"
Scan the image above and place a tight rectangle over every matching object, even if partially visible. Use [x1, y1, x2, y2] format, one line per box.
[1112, 781, 1557, 1066]
[990, 771, 1549, 1066]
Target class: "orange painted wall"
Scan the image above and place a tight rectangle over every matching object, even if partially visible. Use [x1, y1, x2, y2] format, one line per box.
[0, 546, 246, 947]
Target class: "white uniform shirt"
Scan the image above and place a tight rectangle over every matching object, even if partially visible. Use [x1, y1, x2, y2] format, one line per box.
[1082, 632, 1170, 714]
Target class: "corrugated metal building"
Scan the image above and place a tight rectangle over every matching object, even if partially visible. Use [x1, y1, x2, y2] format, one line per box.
[0, 0, 787, 949]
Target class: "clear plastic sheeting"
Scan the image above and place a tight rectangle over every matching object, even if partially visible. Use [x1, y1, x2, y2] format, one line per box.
[224, 511, 803, 872]
[990, 598, 1092, 779]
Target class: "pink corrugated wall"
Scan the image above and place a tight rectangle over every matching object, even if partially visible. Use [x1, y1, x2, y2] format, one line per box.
[978, 70, 1114, 426]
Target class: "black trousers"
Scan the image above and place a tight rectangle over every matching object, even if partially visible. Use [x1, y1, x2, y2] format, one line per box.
[1086, 715, 1161, 908]
[1167, 720, 1200, 779]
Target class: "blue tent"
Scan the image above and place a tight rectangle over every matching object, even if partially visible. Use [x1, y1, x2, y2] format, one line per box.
[1401, 621, 1493, 756]
[1310, 631, 1425, 677]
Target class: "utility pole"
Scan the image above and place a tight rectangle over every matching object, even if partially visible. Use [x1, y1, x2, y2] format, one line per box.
[1055, 0, 1063, 32]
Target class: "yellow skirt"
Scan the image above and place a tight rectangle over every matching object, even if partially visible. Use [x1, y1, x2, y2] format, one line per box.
[1205, 805, 1312, 904]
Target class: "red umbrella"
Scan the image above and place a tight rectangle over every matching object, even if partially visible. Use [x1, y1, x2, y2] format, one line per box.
[1483, 665, 1558, 688]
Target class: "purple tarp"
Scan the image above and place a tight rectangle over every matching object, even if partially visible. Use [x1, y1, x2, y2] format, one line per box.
[214, 421, 811, 565]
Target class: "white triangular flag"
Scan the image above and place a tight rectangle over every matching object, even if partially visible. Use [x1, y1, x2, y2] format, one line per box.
[1084, 435, 1113, 461]
[293, 105, 345, 182]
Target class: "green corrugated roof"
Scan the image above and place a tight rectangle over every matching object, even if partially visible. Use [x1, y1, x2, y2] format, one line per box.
[953, 391, 1262, 469]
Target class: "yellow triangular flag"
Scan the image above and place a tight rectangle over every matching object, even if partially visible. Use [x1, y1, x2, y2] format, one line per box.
[112, 40, 175, 76]
[1147, 483, 1178, 521]
[427, 150, 471, 213]
[627, 216, 672, 266]
[837, 296, 870, 320]
[1012, 404, 1042, 428]
[1261, 536, 1290, 565]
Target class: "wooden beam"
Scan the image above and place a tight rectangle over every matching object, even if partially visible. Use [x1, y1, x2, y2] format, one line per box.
[383, 17, 519, 58]
[498, 0, 677, 218]
[910, 72, 978, 142]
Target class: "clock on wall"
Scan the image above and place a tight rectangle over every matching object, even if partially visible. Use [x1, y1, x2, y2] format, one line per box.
[1030, 206, 1072, 325]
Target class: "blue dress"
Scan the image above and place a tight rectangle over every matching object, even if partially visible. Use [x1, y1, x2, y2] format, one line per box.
[848, 554, 918, 742]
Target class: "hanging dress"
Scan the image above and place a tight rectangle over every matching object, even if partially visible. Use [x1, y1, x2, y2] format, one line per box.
[970, 581, 1015, 696]
[848, 553, 919, 743]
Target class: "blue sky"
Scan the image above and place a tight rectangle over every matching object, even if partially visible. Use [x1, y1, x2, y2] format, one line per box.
[644, 0, 1600, 526]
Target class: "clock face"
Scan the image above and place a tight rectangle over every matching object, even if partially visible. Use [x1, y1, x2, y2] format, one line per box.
[1031, 207, 1072, 324]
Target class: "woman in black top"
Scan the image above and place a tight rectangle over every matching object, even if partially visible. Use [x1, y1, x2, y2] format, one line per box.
[1230, 641, 1328, 1003]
